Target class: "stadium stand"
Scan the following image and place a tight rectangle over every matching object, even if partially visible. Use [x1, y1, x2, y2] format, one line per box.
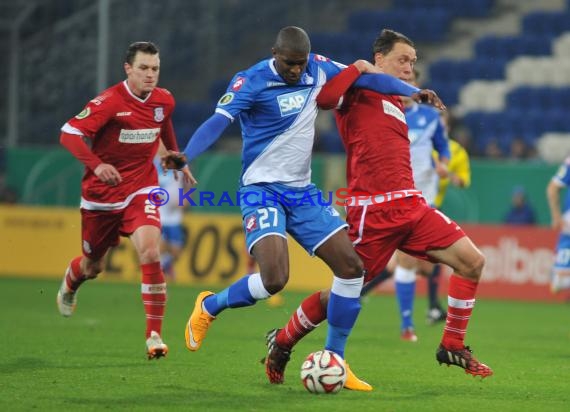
[5, 0, 570, 160]
[455, 4, 570, 156]
[310, 0, 570, 158]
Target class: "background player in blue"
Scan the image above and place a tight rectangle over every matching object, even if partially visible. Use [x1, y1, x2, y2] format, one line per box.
[393, 69, 450, 341]
[164, 26, 442, 385]
[154, 154, 189, 280]
[547, 157, 570, 293]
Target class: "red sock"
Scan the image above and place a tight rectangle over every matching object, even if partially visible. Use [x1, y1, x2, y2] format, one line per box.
[65, 256, 87, 292]
[441, 274, 478, 350]
[276, 291, 326, 350]
[141, 262, 166, 338]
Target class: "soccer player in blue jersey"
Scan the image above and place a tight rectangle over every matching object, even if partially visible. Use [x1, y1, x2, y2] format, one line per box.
[162, 26, 442, 388]
[182, 26, 368, 386]
[154, 154, 189, 280]
[547, 158, 570, 293]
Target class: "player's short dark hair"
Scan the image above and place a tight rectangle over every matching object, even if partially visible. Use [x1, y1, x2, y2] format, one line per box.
[125, 41, 159, 65]
[274, 26, 311, 54]
[372, 29, 414, 57]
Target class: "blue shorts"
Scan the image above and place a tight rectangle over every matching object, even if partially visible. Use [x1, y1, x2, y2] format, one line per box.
[162, 224, 186, 248]
[240, 183, 347, 256]
[554, 233, 570, 270]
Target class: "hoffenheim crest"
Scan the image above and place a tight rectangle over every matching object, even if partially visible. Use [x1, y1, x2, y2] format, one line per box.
[154, 107, 165, 122]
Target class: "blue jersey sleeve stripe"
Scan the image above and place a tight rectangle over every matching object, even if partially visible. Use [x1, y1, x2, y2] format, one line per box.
[215, 108, 234, 122]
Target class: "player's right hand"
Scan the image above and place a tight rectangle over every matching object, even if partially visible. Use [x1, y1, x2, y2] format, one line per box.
[94, 163, 122, 186]
[412, 89, 446, 111]
[161, 150, 188, 170]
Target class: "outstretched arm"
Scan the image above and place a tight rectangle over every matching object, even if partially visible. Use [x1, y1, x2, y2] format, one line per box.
[356, 74, 446, 110]
[184, 113, 231, 161]
[317, 61, 445, 111]
[161, 113, 231, 175]
[354, 73, 419, 97]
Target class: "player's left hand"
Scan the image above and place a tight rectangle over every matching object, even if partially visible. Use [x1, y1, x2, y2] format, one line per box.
[449, 174, 465, 187]
[435, 161, 449, 178]
[411, 89, 446, 111]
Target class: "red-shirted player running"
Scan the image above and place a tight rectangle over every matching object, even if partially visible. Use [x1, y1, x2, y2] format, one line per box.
[264, 29, 493, 389]
[57, 41, 195, 359]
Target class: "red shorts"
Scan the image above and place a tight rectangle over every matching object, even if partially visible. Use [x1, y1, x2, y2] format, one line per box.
[346, 197, 465, 283]
[80, 195, 161, 260]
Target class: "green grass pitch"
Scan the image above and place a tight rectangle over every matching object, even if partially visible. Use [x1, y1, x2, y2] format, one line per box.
[1, 277, 569, 411]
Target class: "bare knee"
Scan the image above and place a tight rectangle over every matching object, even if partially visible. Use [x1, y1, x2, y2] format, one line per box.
[138, 246, 161, 265]
[461, 252, 485, 281]
[343, 252, 365, 279]
[259, 262, 289, 294]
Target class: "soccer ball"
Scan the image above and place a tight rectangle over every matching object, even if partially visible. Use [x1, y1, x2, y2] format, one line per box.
[300, 350, 347, 394]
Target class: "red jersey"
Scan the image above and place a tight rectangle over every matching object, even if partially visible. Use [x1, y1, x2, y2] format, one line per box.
[335, 88, 414, 196]
[62, 81, 176, 209]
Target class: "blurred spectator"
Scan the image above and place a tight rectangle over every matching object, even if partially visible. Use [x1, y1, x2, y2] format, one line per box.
[484, 139, 503, 159]
[510, 137, 527, 160]
[450, 127, 472, 156]
[442, 111, 472, 155]
[0, 173, 18, 204]
[509, 137, 538, 161]
[503, 185, 536, 225]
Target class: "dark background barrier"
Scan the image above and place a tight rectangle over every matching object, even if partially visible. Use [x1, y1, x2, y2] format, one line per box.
[6, 147, 556, 224]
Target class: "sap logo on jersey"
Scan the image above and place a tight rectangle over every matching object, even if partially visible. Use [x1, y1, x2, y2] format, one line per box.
[277, 89, 310, 116]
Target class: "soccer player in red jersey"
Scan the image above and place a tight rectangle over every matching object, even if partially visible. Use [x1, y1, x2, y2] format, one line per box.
[56, 41, 194, 359]
[265, 29, 493, 388]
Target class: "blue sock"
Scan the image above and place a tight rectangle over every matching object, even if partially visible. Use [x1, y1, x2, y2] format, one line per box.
[161, 253, 173, 273]
[395, 280, 415, 330]
[203, 275, 256, 316]
[325, 276, 363, 359]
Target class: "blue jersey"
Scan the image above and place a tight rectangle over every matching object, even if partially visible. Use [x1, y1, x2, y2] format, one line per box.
[215, 54, 345, 187]
[153, 157, 184, 226]
[552, 158, 570, 269]
[552, 157, 570, 235]
[405, 103, 449, 205]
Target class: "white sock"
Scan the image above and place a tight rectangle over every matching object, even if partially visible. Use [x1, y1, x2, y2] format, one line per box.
[248, 273, 271, 300]
[394, 266, 416, 283]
